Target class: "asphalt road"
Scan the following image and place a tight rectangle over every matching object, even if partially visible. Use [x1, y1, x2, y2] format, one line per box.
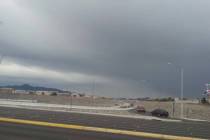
[0, 122, 153, 140]
[0, 106, 209, 139]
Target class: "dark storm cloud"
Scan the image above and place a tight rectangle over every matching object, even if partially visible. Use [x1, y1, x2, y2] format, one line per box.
[1, 0, 210, 97]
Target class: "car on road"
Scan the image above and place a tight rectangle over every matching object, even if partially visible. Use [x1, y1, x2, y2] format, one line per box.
[151, 109, 169, 118]
[120, 103, 132, 108]
[135, 105, 146, 113]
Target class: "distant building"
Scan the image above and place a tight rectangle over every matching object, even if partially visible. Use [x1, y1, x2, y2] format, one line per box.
[14, 90, 60, 95]
[15, 90, 29, 94]
[36, 91, 58, 96]
[59, 92, 71, 96]
[15, 90, 36, 94]
[0, 88, 15, 94]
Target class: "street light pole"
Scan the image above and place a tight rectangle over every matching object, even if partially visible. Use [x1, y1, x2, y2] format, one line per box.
[168, 63, 184, 118]
[180, 68, 184, 118]
[92, 80, 95, 106]
[70, 92, 72, 111]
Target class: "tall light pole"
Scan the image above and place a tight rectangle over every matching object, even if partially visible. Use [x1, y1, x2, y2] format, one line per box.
[180, 68, 184, 118]
[69, 91, 72, 111]
[168, 63, 184, 118]
[92, 79, 96, 106]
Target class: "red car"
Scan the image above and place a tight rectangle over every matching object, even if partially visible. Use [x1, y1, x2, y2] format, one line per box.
[136, 105, 146, 113]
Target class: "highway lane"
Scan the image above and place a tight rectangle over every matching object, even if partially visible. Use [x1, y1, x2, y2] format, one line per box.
[0, 106, 209, 139]
[0, 121, 154, 140]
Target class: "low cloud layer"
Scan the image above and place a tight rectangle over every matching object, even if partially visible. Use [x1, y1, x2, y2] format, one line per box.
[1, 0, 210, 97]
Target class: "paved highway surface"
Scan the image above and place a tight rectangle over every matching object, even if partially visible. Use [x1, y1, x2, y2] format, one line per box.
[0, 106, 209, 139]
[0, 121, 154, 140]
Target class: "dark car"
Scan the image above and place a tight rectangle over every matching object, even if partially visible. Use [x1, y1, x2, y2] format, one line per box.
[136, 105, 146, 113]
[151, 109, 169, 118]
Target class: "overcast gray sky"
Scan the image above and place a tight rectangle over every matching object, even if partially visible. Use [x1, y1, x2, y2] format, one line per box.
[0, 0, 210, 98]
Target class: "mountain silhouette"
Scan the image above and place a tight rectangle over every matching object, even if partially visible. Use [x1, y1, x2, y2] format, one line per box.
[0, 84, 65, 92]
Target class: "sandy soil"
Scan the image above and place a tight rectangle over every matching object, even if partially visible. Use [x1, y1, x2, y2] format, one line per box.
[0, 93, 121, 107]
[0, 93, 210, 121]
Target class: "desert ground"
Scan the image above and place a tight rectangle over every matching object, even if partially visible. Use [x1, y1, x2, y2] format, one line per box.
[0, 93, 210, 121]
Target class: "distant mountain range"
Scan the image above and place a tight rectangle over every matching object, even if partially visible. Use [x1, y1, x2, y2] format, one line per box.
[0, 84, 65, 93]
